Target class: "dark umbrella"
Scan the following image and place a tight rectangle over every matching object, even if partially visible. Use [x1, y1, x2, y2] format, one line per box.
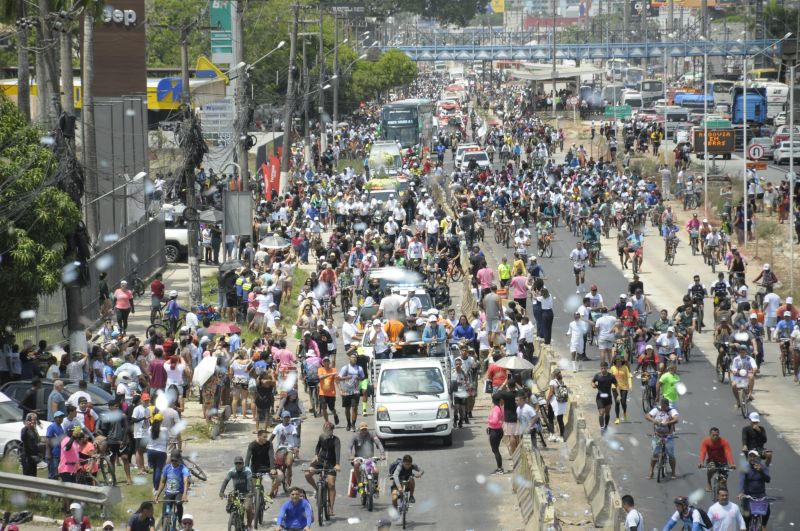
[218, 259, 244, 273]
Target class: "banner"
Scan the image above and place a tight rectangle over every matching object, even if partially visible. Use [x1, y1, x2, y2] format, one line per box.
[262, 162, 271, 200]
[268, 155, 281, 200]
[210, 0, 234, 65]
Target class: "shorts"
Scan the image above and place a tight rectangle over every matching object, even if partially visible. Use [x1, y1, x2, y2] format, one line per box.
[598, 337, 614, 350]
[320, 396, 336, 410]
[225, 293, 238, 308]
[232, 383, 249, 400]
[502, 421, 518, 437]
[765, 315, 777, 328]
[486, 319, 501, 333]
[595, 394, 613, 409]
[60, 472, 76, 483]
[573, 267, 584, 276]
[342, 393, 360, 408]
[135, 437, 148, 452]
[257, 408, 270, 422]
[309, 462, 337, 477]
[359, 378, 371, 392]
[651, 436, 675, 459]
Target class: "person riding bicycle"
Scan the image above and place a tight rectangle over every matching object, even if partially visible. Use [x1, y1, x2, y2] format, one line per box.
[349, 422, 386, 492]
[747, 313, 765, 366]
[728, 247, 747, 287]
[276, 486, 313, 531]
[730, 345, 757, 409]
[304, 421, 340, 517]
[638, 344, 662, 379]
[662, 496, 705, 531]
[685, 213, 701, 242]
[154, 450, 190, 523]
[245, 429, 279, 499]
[739, 450, 772, 529]
[687, 276, 707, 328]
[742, 412, 773, 466]
[620, 302, 639, 330]
[646, 398, 679, 480]
[625, 228, 644, 271]
[165, 291, 186, 335]
[655, 327, 680, 362]
[390, 454, 423, 509]
[651, 309, 672, 334]
[536, 217, 553, 250]
[270, 411, 300, 485]
[711, 272, 731, 308]
[753, 263, 778, 289]
[662, 220, 679, 260]
[218, 456, 254, 531]
[698, 427, 736, 493]
[705, 227, 723, 260]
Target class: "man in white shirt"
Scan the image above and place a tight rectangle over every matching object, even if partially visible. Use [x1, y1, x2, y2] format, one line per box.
[569, 241, 588, 294]
[342, 312, 360, 352]
[762, 290, 781, 340]
[594, 309, 619, 366]
[707, 487, 745, 531]
[425, 216, 439, 249]
[407, 238, 424, 260]
[622, 494, 644, 531]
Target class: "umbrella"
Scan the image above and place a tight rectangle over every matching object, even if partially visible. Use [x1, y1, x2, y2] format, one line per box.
[258, 234, 291, 250]
[206, 322, 242, 334]
[218, 259, 244, 273]
[192, 356, 219, 387]
[198, 209, 223, 223]
[494, 356, 536, 371]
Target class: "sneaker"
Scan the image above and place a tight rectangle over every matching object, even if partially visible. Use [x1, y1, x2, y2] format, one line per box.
[576, 288, 581, 294]
[334, 414, 340, 425]
[409, 495, 416, 503]
[614, 418, 620, 425]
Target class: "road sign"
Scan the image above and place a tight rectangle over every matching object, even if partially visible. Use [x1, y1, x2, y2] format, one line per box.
[748, 143, 765, 160]
[604, 105, 632, 119]
[568, 96, 579, 106]
[693, 129, 735, 154]
[746, 161, 768, 170]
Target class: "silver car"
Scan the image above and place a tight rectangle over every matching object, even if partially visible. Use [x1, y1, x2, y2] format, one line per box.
[747, 137, 775, 160]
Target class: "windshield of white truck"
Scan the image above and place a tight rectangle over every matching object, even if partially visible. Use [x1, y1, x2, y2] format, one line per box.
[380, 367, 445, 395]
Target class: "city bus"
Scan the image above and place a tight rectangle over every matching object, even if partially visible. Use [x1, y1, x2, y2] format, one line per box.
[749, 68, 779, 81]
[624, 67, 644, 89]
[380, 99, 436, 152]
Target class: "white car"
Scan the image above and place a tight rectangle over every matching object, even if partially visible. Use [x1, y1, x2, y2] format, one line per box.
[459, 150, 491, 172]
[454, 143, 479, 166]
[772, 141, 800, 165]
[774, 111, 787, 127]
[0, 392, 50, 464]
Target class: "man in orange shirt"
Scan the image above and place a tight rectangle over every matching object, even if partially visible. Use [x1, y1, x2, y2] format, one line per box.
[698, 427, 736, 492]
[317, 357, 339, 425]
[384, 319, 405, 343]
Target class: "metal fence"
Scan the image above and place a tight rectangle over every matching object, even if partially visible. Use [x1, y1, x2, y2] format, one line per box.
[14, 217, 165, 345]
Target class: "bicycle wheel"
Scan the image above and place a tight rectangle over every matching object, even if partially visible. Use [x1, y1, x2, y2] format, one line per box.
[656, 449, 665, 483]
[494, 229, 502, 244]
[98, 458, 116, 486]
[450, 267, 463, 282]
[146, 323, 169, 338]
[402, 498, 408, 529]
[641, 386, 654, 414]
[367, 478, 374, 512]
[227, 512, 240, 531]
[667, 252, 675, 266]
[317, 482, 325, 527]
[739, 389, 749, 418]
[717, 360, 727, 383]
[133, 278, 146, 297]
[545, 242, 553, 258]
[782, 352, 790, 377]
[183, 458, 207, 481]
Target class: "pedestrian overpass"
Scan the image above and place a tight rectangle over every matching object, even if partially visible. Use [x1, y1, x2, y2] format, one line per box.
[387, 39, 782, 62]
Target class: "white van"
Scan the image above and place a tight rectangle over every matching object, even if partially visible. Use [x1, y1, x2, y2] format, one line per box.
[374, 358, 453, 446]
[621, 90, 643, 109]
[367, 141, 403, 177]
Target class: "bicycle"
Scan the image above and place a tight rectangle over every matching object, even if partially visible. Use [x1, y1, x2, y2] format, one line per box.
[734, 374, 750, 418]
[639, 370, 657, 413]
[537, 234, 553, 258]
[742, 495, 775, 531]
[716, 343, 732, 383]
[779, 339, 793, 377]
[224, 492, 247, 531]
[689, 230, 700, 255]
[447, 261, 464, 282]
[157, 499, 183, 531]
[252, 472, 273, 529]
[653, 434, 676, 483]
[304, 467, 334, 526]
[665, 238, 678, 266]
[396, 478, 418, 529]
[127, 267, 146, 297]
[179, 438, 208, 482]
[147, 309, 185, 338]
[353, 457, 383, 512]
[700, 463, 732, 502]
[340, 285, 353, 313]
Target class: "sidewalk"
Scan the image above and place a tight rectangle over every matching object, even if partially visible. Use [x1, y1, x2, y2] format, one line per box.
[597, 208, 800, 454]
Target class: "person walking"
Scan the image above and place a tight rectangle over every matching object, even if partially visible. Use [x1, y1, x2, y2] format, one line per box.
[622, 494, 644, 530]
[20, 412, 41, 477]
[486, 394, 505, 474]
[611, 357, 631, 424]
[545, 369, 568, 442]
[537, 288, 555, 344]
[112, 280, 135, 333]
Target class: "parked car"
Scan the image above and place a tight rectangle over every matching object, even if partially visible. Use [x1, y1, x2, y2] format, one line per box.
[0, 392, 50, 467]
[774, 111, 787, 127]
[772, 140, 800, 165]
[0, 380, 114, 420]
[164, 227, 188, 263]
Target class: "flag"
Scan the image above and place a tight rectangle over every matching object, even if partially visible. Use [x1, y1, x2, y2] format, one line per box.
[262, 162, 271, 200]
[268, 155, 281, 199]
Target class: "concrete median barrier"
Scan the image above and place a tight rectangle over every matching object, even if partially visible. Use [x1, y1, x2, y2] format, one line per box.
[569, 427, 594, 482]
[587, 465, 622, 528]
[582, 449, 606, 501]
[512, 439, 535, 523]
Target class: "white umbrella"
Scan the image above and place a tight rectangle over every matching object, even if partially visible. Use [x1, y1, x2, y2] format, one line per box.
[495, 356, 536, 371]
[192, 356, 219, 387]
[258, 235, 291, 250]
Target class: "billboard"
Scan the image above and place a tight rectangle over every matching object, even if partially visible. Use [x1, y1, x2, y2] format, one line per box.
[88, 0, 146, 98]
[210, 0, 234, 65]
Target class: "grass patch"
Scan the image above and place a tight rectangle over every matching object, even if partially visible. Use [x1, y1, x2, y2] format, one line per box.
[336, 157, 363, 173]
[185, 419, 213, 442]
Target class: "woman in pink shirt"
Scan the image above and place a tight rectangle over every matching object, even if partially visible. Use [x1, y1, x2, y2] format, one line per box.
[475, 262, 494, 297]
[509, 274, 529, 310]
[58, 427, 84, 480]
[487, 395, 505, 474]
[113, 280, 135, 333]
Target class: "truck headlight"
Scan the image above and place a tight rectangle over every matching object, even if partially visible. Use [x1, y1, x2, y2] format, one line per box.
[436, 403, 450, 419]
[377, 406, 390, 421]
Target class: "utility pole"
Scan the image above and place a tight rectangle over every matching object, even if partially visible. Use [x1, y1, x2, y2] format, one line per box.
[332, 14, 339, 127]
[58, 12, 74, 117]
[82, 4, 98, 241]
[551, 0, 557, 115]
[233, 0, 250, 191]
[279, 3, 300, 195]
[180, 20, 202, 307]
[318, 7, 326, 154]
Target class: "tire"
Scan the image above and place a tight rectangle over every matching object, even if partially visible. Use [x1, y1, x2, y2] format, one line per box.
[641, 386, 654, 414]
[781, 350, 790, 377]
[146, 323, 169, 338]
[184, 459, 207, 481]
[450, 268, 463, 282]
[367, 478, 374, 512]
[717, 360, 727, 383]
[317, 484, 325, 527]
[210, 420, 221, 440]
[442, 434, 453, 447]
[545, 244, 553, 258]
[133, 278, 146, 297]
[98, 458, 116, 486]
[402, 500, 408, 529]
[227, 512, 238, 531]
[165, 244, 181, 263]
[656, 450, 665, 483]
[253, 488, 263, 528]
[2, 441, 21, 473]
[667, 253, 675, 266]
[739, 389, 749, 418]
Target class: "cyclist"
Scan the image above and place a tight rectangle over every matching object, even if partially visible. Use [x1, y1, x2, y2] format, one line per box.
[390, 454, 423, 509]
[645, 398, 679, 480]
[275, 486, 313, 531]
[569, 241, 588, 294]
[164, 291, 186, 335]
[698, 427, 736, 493]
[742, 412, 773, 466]
[711, 272, 731, 308]
[269, 411, 300, 486]
[753, 263, 778, 290]
[687, 276, 707, 329]
[218, 456, 254, 531]
[304, 421, 340, 517]
[245, 429, 278, 499]
[655, 327, 680, 362]
[154, 450, 190, 523]
[729, 345, 757, 408]
[662, 219, 679, 261]
[625, 228, 644, 272]
[662, 496, 705, 531]
[740, 450, 772, 529]
[349, 421, 386, 490]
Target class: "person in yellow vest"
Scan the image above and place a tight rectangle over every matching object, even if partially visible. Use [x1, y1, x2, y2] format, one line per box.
[511, 252, 527, 278]
[498, 257, 512, 288]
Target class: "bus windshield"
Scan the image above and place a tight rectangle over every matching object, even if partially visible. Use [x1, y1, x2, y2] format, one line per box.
[382, 108, 417, 125]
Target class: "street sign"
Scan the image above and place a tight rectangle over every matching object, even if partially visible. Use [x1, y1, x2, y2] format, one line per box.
[604, 105, 632, 119]
[693, 129, 735, 154]
[747, 161, 768, 170]
[748, 143, 765, 160]
[210, 0, 233, 65]
[567, 96, 579, 106]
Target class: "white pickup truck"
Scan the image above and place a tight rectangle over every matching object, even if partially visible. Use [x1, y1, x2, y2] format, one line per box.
[164, 227, 188, 263]
[373, 355, 453, 446]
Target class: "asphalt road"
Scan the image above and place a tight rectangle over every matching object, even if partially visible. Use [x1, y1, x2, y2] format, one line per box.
[477, 208, 800, 528]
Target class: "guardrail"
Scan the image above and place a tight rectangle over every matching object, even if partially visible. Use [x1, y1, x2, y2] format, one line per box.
[0, 472, 121, 516]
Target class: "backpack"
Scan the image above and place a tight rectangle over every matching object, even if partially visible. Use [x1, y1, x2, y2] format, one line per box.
[690, 506, 713, 529]
[388, 458, 403, 477]
[555, 382, 569, 403]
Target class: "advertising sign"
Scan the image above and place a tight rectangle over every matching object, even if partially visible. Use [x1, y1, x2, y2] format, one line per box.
[210, 0, 234, 64]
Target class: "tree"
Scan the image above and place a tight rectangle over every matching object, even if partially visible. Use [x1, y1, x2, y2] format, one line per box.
[368, 0, 488, 27]
[145, 0, 208, 67]
[2, 0, 31, 121]
[348, 49, 417, 103]
[0, 95, 82, 333]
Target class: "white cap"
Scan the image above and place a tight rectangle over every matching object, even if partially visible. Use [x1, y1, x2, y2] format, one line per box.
[787, 297, 794, 304]
[620, 294, 627, 299]
[372, 319, 382, 326]
[702, 218, 708, 223]
[750, 313, 758, 319]
[667, 326, 675, 332]
[347, 310, 356, 317]
[749, 412, 760, 422]
[763, 264, 770, 270]
[784, 311, 792, 317]
[626, 302, 633, 307]
[428, 315, 438, 322]
[181, 514, 194, 522]
[70, 502, 82, 511]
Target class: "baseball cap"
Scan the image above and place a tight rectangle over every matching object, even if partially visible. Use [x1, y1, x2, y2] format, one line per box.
[748, 449, 760, 456]
[620, 293, 627, 299]
[281, 410, 291, 418]
[784, 311, 792, 317]
[70, 502, 82, 511]
[749, 412, 760, 423]
[180, 515, 193, 523]
[140, 392, 150, 401]
[372, 319, 382, 326]
[347, 310, 356, 317]
[626, 302, 633, 307]
[750, 313, 758, 319]
[763, 264, 770, 270]
[788, 297, 794, 304]
[102, 521, 114, 530]
[667, 326, 675, 332]
[428, 315, 437, 322]
[234, 456, 244, 464]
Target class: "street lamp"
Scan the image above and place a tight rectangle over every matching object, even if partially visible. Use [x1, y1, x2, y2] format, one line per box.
[700, 36, 709, 218]
[737, 32, 792, 248]
[788, 64, 796, 294]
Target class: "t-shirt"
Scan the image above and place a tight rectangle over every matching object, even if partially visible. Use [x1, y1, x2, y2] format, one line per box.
[509, 276, 528, 300]
[338, 364, 363, 395]
[127, 513, 156, 531]
[659, 372, 681, 402]
[318, 367, 337, 397]
[165, 363, 186, 388]
[484, 293, 501, 321]
[161, 463, 190, 495]
[648, 406, 679, 436]
[132, 404, 150, 439]
[476, 268, 494, 289]
[61, 515, 92, 531]
[47, 390, 66, 422]
[487, 363, 507, 389]
[592, 373, 617, 400]
[46, 422, 65, 458]
[707, 501, 746, 531]
[624, 509, 644, 531]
